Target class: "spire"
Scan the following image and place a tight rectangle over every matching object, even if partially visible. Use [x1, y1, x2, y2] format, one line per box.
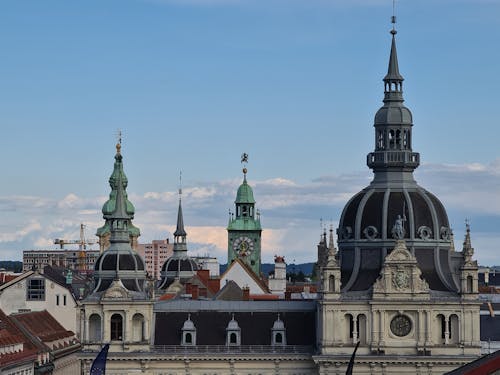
[328, 224, 335, 251]
[174, 195, 187, 237]
[366, 14, 419, 181]
[462, 220, 474, 262]
[174, 173, 187, 238]
[383, 18, 404, 103]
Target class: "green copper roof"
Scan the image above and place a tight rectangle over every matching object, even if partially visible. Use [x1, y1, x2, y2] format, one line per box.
[96, 143, 140, 237]
[235, 175, 255, 204]
[227, 218, 261, 231]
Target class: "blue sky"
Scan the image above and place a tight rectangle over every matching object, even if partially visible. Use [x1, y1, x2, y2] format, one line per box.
[0, 0, 499, 266]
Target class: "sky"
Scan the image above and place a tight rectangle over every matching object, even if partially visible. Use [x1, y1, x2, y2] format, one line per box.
[0, 0, 499, 266]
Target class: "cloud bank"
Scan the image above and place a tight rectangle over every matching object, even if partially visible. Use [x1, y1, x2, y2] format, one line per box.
[0, 159, 499, 266]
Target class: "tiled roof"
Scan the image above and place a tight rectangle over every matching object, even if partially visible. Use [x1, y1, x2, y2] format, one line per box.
[11, 310, 74, 342]
[0, 309, 38, 368]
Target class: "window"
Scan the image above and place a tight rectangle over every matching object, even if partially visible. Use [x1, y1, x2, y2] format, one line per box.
[185, 332, 192, 344]
[63, 295, 67, 306]
[230, 332, 237, 344]
[27, 279, 45, 301]
[110, 314, 123, 341]
[275, 332, 282, 344]
[56, 295, 60, 306]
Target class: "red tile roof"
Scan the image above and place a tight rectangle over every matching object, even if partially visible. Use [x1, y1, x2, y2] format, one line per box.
[0, 309, 38, 368]
[10, 310, 74, 343]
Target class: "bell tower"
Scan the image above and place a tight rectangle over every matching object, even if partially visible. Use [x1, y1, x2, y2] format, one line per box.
[227, 154, 262, 276]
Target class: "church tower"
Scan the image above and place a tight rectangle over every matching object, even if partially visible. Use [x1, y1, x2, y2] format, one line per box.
[96, 141, 140, 252]
[227, 155, 262, 276]
[80, 142, 153, 371]
[317, 18, 481, 374]
[158, 187, 197, 290]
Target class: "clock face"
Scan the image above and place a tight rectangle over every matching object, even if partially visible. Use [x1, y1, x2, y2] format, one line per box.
[232, 236, 254, 257]
[390, 315, 412, 337]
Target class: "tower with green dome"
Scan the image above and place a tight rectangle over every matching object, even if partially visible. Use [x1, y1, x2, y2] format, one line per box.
[96, 142, 141, 252]
[227, 155, 262, 276]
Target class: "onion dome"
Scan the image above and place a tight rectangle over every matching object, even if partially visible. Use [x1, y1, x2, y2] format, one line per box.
[92, 143, 146, 294]
[158, 190, 197, 289]
[96, 143, 140, 242]
[337, 27, 461, 294]
[227, 315, 240, 331]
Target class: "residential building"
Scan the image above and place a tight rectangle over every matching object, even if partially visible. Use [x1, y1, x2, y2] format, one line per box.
[137, 239, 173, 280]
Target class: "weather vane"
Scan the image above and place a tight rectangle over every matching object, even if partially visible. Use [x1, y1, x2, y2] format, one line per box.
[391, 0, 397, 33]
[241, 152, 249, 165]
[179, 171, 183, 196]
[116, 129, 122, 145]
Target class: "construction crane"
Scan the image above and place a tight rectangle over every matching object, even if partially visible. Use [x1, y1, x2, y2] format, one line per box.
[54, 224, 98, 272]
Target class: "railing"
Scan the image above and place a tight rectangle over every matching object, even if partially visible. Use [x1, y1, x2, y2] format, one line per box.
[152, 345, 313, 354]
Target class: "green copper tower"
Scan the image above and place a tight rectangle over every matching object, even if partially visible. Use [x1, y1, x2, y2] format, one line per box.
[227, 154, 262, 276]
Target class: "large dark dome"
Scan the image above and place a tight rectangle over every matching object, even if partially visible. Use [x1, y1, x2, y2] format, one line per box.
[336, 30, 464, 294]
[337, 184, 459, 292]
[93, 249, 146, 292]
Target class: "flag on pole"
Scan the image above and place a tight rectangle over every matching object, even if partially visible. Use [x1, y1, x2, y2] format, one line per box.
[345, 341, 360, 375]
[90, 344, 110, 375]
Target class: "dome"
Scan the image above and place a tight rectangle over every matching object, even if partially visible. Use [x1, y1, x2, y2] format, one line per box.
[374, 104, 412, 125]
[182, 316, 195, 331]
[236, 180, 255, 204]
[158, 256, 198, 289]
[272, 318, 285, 330]
[337, 184, 457, 292]
[227, 317, 240, 330]
[93, 249, 146, 293]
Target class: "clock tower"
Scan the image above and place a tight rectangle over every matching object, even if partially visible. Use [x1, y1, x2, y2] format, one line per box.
[227, 156, 262, 276]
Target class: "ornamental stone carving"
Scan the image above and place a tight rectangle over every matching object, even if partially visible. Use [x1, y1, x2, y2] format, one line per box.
[392, 269, 410, 290]
[102, 279, 130, 300]
[372, 240, 429, 300]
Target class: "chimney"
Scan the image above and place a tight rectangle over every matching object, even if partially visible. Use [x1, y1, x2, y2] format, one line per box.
[185, 283, 192, 295]
[285, 291, 291, 300]
[191, 285, 199, 300]
[242, 286, 250, 301]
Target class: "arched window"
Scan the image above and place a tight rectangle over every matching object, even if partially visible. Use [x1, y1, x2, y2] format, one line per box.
[132, 313, 144, 342]
[345, 314, 354, 341]
[230, 333, 237, 344]
[89, 314, 101, 342]
[467, 276, 473, 292]
[329, 275, 335, 292]
[185, 332, 192, 344]
[110, 313, 123, 341]
[275, 332, 283, 344]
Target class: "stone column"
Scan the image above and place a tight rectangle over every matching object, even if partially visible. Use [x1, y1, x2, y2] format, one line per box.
[444, 315, 450, 345]
[352, 314, 358, 344]
[379, 310, 385, 347]
[425, 310, 431, 347]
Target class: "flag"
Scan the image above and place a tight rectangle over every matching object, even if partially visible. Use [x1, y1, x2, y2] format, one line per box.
[90, 344, 110, 375]
[345, 341, 360, 375]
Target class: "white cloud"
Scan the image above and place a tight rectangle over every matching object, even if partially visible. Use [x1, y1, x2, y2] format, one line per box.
[0, 159, 499, 266]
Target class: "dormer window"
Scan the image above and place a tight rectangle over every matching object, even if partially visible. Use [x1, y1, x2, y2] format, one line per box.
[271, 314, 286, 346]
[181, 314, 196, 346]
[226, 314, 241, 346]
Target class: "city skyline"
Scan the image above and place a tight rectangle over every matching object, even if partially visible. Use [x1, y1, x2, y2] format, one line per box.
[0, 0, 499, 265]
